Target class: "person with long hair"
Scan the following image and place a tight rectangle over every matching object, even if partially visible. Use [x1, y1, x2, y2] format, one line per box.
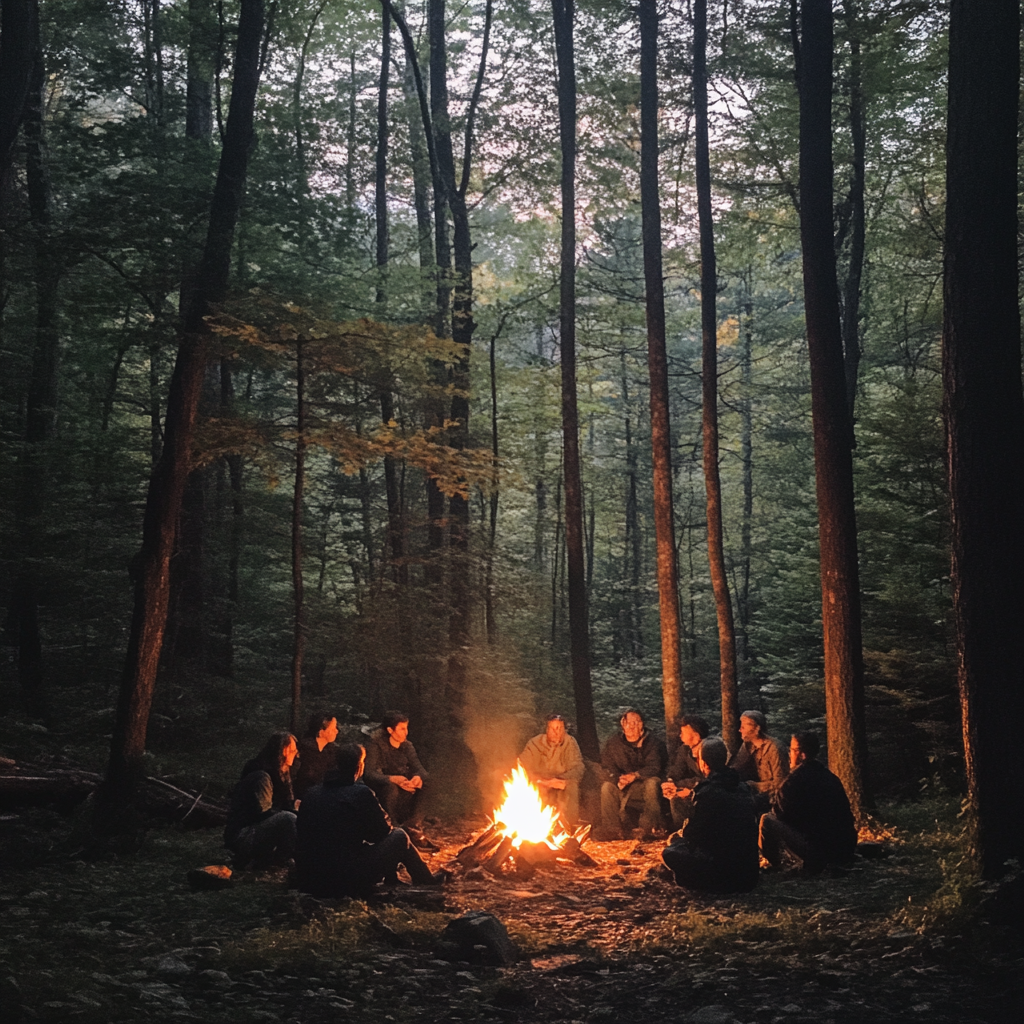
[224, 731, 298, 869]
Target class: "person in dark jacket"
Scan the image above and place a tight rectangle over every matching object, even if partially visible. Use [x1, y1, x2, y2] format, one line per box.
[294, 711, 340, 799]
[224, 731, 299, 868]
[597, 709, 667, 839]
[295, 743, 447, 899]
[759, 731, 857, 874]
[729, 710, 788, 814]
[362, 711, 430, 830]
[662, 736, 759, 893]
[661, 715, 710, 829]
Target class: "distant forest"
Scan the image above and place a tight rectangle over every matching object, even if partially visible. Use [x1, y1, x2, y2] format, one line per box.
[0, 1, 1020, 871]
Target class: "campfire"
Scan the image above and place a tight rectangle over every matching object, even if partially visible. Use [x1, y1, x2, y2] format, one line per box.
[456, 764, 595, 880]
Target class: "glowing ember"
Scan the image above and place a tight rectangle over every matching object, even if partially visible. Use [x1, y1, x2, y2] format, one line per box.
[491, 764, 570, 849]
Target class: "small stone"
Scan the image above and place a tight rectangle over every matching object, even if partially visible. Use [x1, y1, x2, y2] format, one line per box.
[156, 956, 192, 978]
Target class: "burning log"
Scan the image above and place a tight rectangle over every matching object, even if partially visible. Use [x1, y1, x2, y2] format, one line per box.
[483, 835, 515, 876]
[456, 823, 500, 867]
[455, 764, 595, 881]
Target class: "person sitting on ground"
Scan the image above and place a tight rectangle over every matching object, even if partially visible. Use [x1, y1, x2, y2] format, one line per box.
[224, 731, 299, 869]
[294, 711, 340, 799]
[729, 709, 788, 814]
[518, 714, 586, 827]
[362, 711, 433, 848]
[759, 730, 858, 875]
[661, 714, 711, 830]
[295, 743, 447, 899]
[661, 736, 759, 894]
[597, 708, 667, 839]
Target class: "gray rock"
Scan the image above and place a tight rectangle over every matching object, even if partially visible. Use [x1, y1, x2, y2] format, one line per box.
[156, 956, 193, 978]
[440, 911, 518, 966]
[687, 1007, 738, 1024]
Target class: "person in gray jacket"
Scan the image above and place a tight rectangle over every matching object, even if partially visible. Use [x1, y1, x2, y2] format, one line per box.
[518, 714, 585, 826]
[729, 710, 788, 814]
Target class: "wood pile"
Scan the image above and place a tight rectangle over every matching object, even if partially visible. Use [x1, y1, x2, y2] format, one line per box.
[456, 821, 596, 881]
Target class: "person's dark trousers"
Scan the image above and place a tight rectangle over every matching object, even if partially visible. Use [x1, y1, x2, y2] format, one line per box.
[600, 777, 663, 833]
[351, 828, 434, 890]
[371, 781, 420, 825]
[759, 812, 820, 872]
[662, 837, 720, 891]
[232, 811, 296, 868]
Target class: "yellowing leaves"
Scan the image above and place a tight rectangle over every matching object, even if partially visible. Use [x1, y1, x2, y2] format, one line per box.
[717, 316, 740, 347]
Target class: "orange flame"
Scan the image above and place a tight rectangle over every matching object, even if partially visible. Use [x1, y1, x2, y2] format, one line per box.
[491, 763, 570, 849]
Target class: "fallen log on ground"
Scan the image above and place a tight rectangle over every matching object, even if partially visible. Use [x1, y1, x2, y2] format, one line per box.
[0, 759, 227, 827]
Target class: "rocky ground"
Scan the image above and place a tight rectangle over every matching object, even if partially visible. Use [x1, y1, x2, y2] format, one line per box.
[0, 802, 1021, 1023]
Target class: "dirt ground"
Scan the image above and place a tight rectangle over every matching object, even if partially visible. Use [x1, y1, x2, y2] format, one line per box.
[0, 806, 1021, 1023]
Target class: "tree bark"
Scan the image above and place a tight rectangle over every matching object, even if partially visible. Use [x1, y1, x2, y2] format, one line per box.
[552, 0, 599, 762]
[639, 0, 684, 744]
[942, 0, 1024, 877]
[693, 0, 739, 753]
[290, 338, 307, 733]
[796, 0, 869, 819]
[185, 0, 215, 142]
[839, 0, 865, 423]
[0, 0, 36, 196]
[11, 17, 57, 719]
[101, 0, 266, 822]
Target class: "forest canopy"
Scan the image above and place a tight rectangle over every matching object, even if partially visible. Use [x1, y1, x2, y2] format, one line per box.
[0, 0, 992, 826]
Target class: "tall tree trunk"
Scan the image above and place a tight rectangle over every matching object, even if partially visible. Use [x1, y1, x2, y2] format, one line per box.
[551, 0, 598, 761]
[639, 0, 684, 743]
[693, 0, 739, 753]
[185, 0, 215, 141]
[942, 0, 1024, 877]
[290, 340, 306, 733]
[374, 6, 407, 585]
[485, 319, 500, 643]
[621, 350, 642, 659]
[375, 3, 390, 307]
[294, 3, 325, 243]
[796, 0, 869, 819]
[101, 0, 266, 822]
[738, 288, 754, 687]
[0, 0, 36, 197]
[402, 46, 434, 316]
[839, 0, 865, 423]
[11, 20, 57, 719]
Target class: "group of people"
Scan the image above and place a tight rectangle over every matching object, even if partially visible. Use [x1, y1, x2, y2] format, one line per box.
[223, 703, 857, 900]
[515, 707, 857, 894]
[223, 710, 444, 898]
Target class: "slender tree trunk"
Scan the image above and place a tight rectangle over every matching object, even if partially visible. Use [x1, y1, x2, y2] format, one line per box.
[693, 0, 739, 753]
[375, 4, 390, 307]
[0, 0, 36, 197]
[11, 21, 57, 719]
[374, 7, 407, 585]
[942, 0, 1024, 877]
[185, 0, 215, 141]
[797, 0, 869, 818]
[738, 289, 754, 686]
[403, 49, 434, 315]
[639, 0, 684, 743]
[485, 322, 500, 643]
[101, 0, 266, 820]
[621, 350, 642, 658]
[290, 339, 306, 733]
[552, 0, 598, 761]
[294, 3, 325, 243]
[840, 0, 865, 423]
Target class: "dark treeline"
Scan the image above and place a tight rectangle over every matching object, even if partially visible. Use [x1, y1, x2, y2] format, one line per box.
[0, 1, 1019, 871]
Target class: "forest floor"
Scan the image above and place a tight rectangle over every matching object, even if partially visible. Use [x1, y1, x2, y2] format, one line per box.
[0, 799, 1021, 1024]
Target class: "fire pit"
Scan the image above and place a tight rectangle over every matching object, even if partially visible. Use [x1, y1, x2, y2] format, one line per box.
[456, 765, 596, 880]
